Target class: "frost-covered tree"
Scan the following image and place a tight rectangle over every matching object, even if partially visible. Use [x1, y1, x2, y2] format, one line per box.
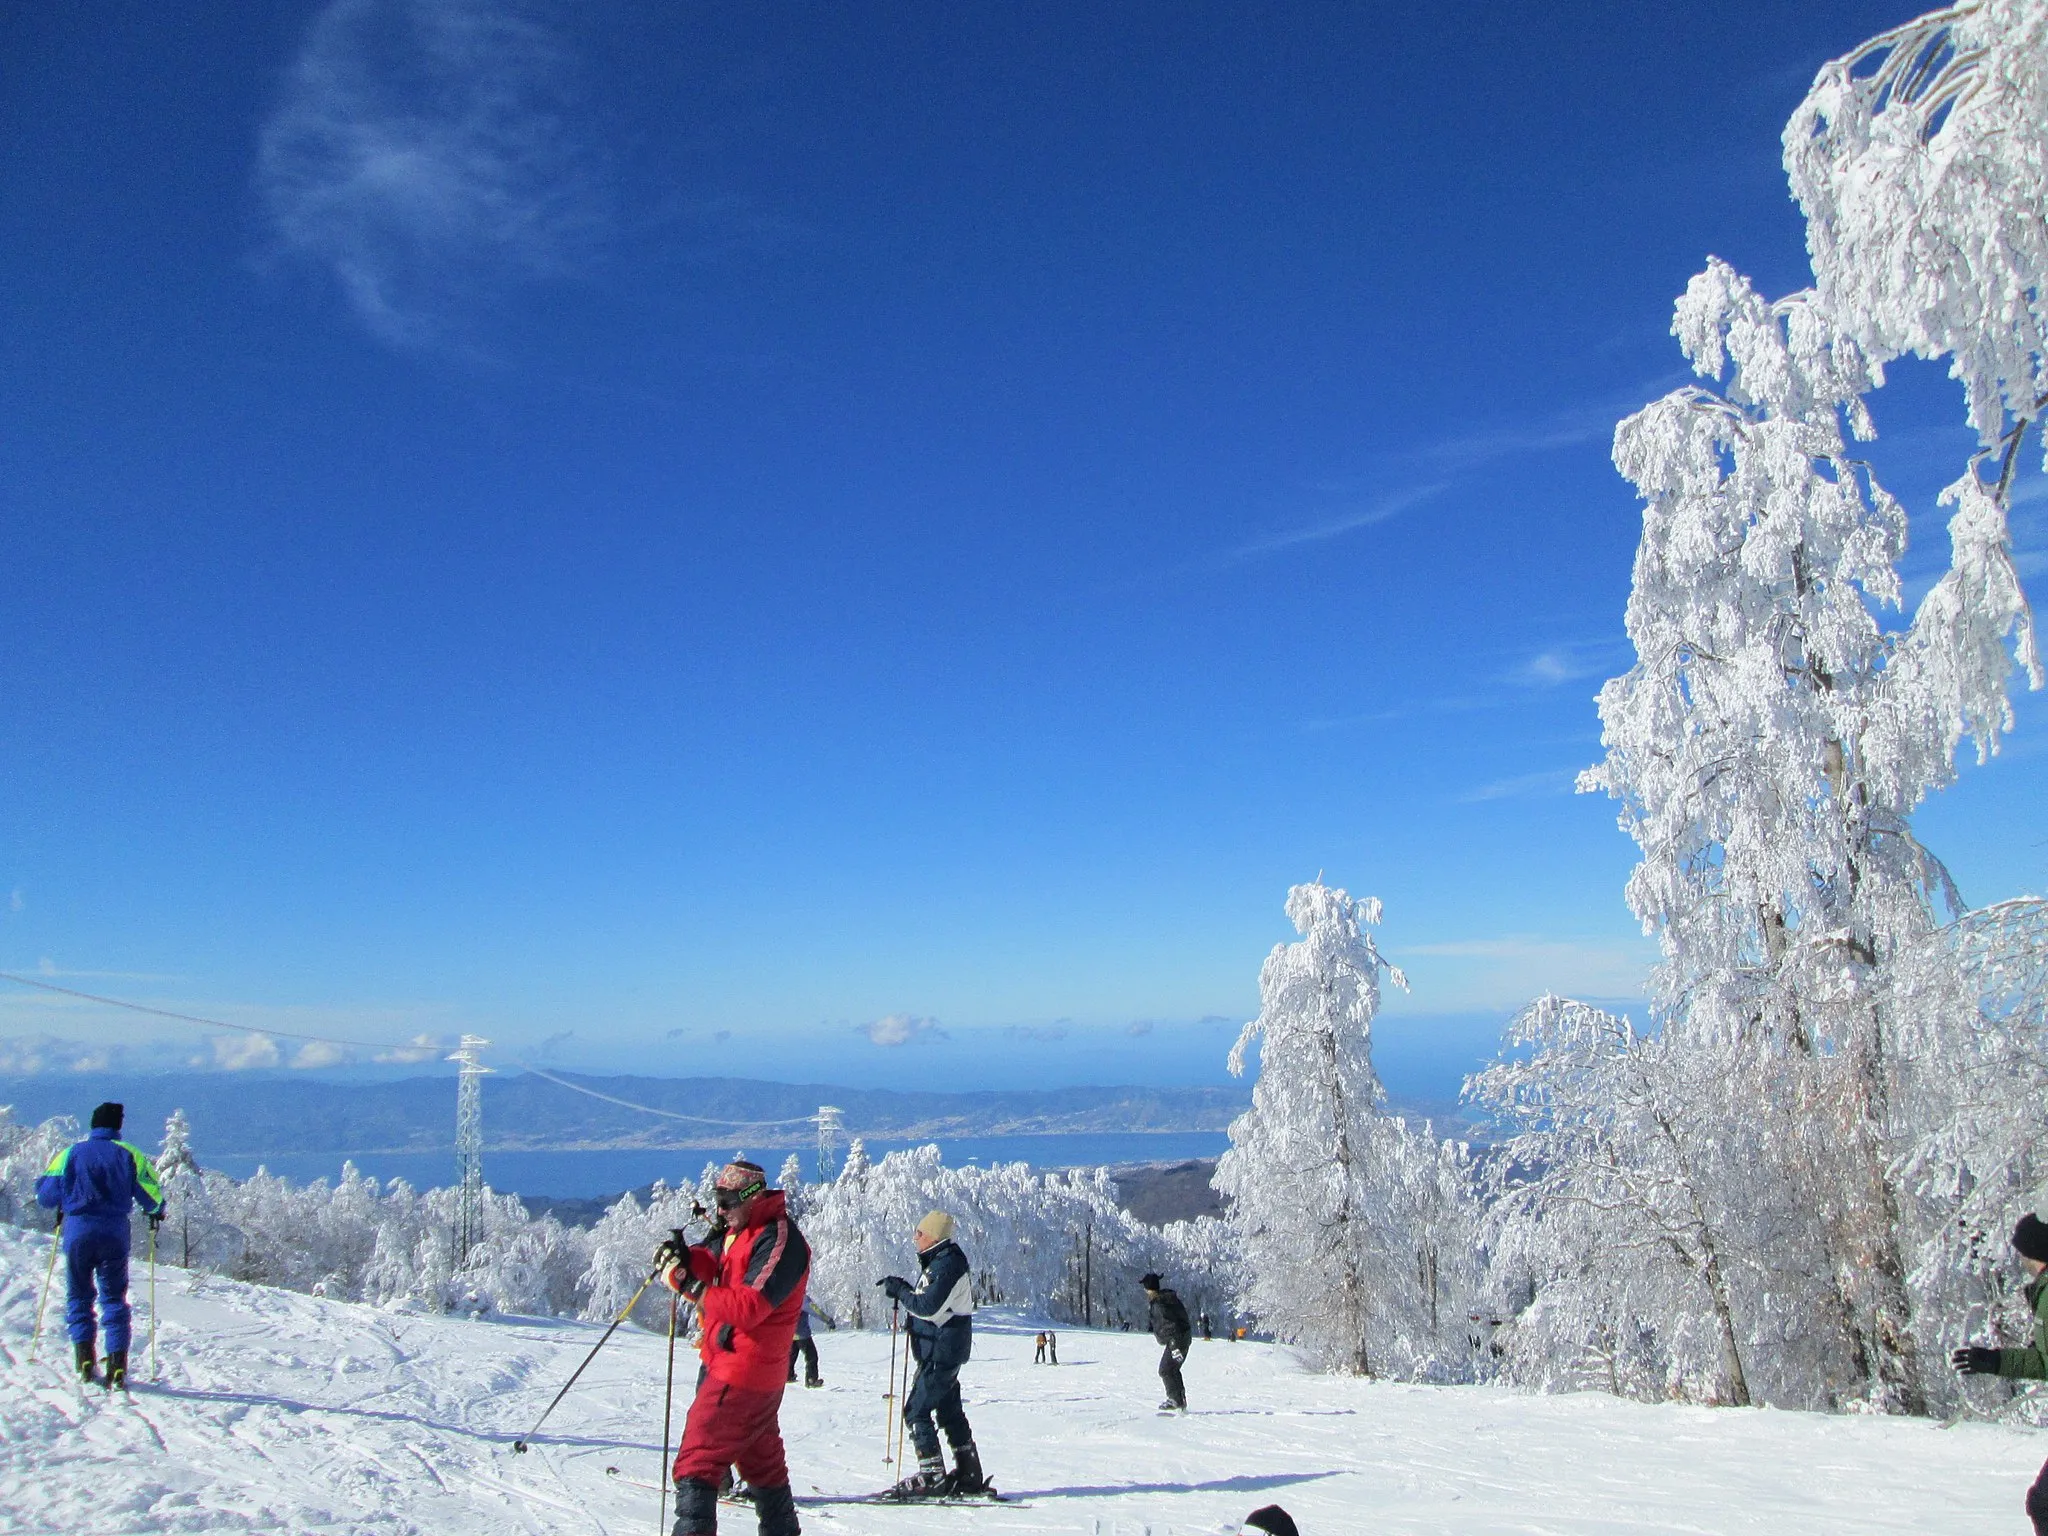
[1471, 997, 1776, 1405]
[1215, 880, 1475, 1377]
[1574, 0, 2043, 1414]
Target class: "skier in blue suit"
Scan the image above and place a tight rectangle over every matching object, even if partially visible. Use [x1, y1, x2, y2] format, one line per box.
[36, 1101, 165, 1389]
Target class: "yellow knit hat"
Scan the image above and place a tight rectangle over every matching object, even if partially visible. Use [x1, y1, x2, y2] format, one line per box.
[915, 1209, 955, 1243]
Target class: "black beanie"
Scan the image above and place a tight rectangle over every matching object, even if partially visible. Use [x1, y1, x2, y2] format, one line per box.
[1139, 1272, 1162, 1290]
[89, 1101, 123, 1131]
[2013, 1213, 2048, 1263]
[1243, 1507, 1299, 1536]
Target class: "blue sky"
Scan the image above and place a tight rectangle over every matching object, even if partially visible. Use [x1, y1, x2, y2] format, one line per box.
[2, 1, 2042, 1099]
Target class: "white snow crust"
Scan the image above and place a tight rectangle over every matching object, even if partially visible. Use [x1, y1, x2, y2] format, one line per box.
[0, 1225, 2038, 1535]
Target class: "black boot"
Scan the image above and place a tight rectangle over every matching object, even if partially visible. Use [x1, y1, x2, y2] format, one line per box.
[105, 1349, 129, 1391]
[74, 1340, 96, 1385]
[751, 1481, 800, 1536]
[946, 1442, 988, 1495]
[672, 1477, 720, 1536]
[884, 1452, 948, 1500]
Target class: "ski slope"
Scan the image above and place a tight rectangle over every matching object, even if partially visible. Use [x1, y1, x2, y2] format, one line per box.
[0, 1224, 2039, 1536]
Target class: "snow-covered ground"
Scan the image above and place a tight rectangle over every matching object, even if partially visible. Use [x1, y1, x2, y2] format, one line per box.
[1, 1225, 2040, 1536]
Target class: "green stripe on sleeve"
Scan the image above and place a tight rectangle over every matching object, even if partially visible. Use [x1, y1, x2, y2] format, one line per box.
[122, 1143, 165, 1206]
[42, 1146, 72, 1178]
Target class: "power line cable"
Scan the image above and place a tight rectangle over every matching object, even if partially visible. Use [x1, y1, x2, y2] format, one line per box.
[0, 970, 426, 1052]
[512, 1061, 827, 1131]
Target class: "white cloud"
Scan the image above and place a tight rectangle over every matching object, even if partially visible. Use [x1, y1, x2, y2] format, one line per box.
[862, 1013, 944, 1048]
[373, 1033, 445, 1065]
[257, 0, 605, 348]
[208, 1033, 283, 1071]
[291, 1040, 350, 1069]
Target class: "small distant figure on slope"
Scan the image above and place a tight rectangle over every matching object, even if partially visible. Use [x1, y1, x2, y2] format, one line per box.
[1241, 1505, 1297, 1536]
[1044, 1329, 1057, 1365]
[656, 1159, 810, 1536]
[785, 1298, 829, 1388]
[1199, 1310, 1213, 1342]
[1033, 1330, 1047, 1364]
[1951, 1212, 2048, 1535]
[877, 1210, 989, 1499]
[36, 1101, 164, 1390]
[1141, 1272, 1192, 1412]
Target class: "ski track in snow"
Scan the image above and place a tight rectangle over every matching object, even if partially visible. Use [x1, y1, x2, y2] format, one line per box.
[0, 1226, 2039, 1535]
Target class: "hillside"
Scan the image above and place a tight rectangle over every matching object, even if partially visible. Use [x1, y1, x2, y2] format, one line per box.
[0, 1224, 2035, 1534]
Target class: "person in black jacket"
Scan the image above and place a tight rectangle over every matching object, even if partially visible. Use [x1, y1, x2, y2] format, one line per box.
[1141, 1272, 1193, 1411]
[878, 1210, 987, 1498]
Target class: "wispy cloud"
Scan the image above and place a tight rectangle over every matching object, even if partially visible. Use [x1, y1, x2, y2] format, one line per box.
[257, 0, 606, 349]
[1508, 638, 1627, 688]
[861, 1013, 946, 1048]
[1217, 483, 1447, 565]
[1458, 768, 1583, 803]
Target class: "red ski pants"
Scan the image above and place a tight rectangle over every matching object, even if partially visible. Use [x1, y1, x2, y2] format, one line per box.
[673, 1374, 790, 1490]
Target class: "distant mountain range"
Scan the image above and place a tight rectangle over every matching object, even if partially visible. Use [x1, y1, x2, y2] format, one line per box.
[0, 1070, 1253, 1157]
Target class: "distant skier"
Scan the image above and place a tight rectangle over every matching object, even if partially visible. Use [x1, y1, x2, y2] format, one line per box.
[1951, 1212, 2048, 1534]
[1199, 1311, 1213, 1342]
[1045, 1329, 1057, 1365]
[786, 1298, 827, 1388]
[877, 1210, 987, 1498]
[35, 1102, 164, 1389]
[1141, 1272, 1192, 1411]
[656, 1159, 809, 1536]
[1033, 1330, 1047, 1364]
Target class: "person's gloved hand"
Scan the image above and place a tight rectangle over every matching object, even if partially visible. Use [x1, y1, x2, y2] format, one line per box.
[1952, 1346, 2001, 1375]
[148, 1209, 165, 1231]
[655, 1229, 692, 1268]
[877, 1275, 911, 1302]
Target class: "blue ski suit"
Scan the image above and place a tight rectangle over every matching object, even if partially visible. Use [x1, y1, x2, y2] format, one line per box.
[36, 1127, 165, 1352]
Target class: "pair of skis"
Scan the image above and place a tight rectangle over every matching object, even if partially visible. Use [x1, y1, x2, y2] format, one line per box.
[603, 1467, 1026, 1508]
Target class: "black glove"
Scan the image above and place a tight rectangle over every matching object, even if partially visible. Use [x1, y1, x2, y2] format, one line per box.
[1952, 1346, 2001, 1375]
[878, 1275, 911, 1302]
[655, 1229, 693, 1268]
[148, 1209, 166, 1231]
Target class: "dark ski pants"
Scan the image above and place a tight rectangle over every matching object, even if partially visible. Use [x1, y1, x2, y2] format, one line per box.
[672, 1375, 792, 1534]
[1158, 1343, 1187, 1407]
[2028, 1456, 2048, 1536]
[63, 1224, 134, 1353]
[903, 1359, 972, 1461]
[787, 1335, 819, 1384]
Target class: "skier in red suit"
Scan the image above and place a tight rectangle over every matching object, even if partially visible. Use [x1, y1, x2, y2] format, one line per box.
[660, 1159, 810, 1536]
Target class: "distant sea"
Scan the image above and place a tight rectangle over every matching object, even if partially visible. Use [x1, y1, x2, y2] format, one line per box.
[203, 1131, 1232, 1197]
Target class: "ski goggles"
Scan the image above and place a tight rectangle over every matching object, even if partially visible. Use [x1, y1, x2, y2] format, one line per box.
[714, 1179, 765, 1209]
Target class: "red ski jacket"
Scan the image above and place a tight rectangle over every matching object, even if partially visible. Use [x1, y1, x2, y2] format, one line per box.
[663, 1189, 811, 1393]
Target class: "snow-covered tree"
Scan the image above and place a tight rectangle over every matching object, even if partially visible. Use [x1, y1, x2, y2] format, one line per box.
[1569, 0, 2043, 1414]
[1214, 880, 1475, 1377]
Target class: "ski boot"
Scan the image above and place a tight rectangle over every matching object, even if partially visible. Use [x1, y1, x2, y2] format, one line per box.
[1158, 1399, 1187, 1412]
[74, 1341, 97, 1386]
[883, 1453, 949, 1501]
[945, 1442, 989, 1496]
[105, 1349, 129, 1392]
[804, 1374, 823, 1388]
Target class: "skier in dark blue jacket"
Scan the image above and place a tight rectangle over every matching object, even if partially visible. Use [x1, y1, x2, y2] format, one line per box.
[36, 1102, 165, 1388]
[878, 1209, 986, 1500]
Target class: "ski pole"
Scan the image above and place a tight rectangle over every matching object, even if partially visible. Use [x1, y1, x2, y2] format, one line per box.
[513, 1264, 663, 1452]
[882, 1300, 900, 1464]
[148, 1216, 160, 1381]
[28, 1214, 60, 1364]
[895, 1321, 913, 1470]
[659, 1292, 678, 1534]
